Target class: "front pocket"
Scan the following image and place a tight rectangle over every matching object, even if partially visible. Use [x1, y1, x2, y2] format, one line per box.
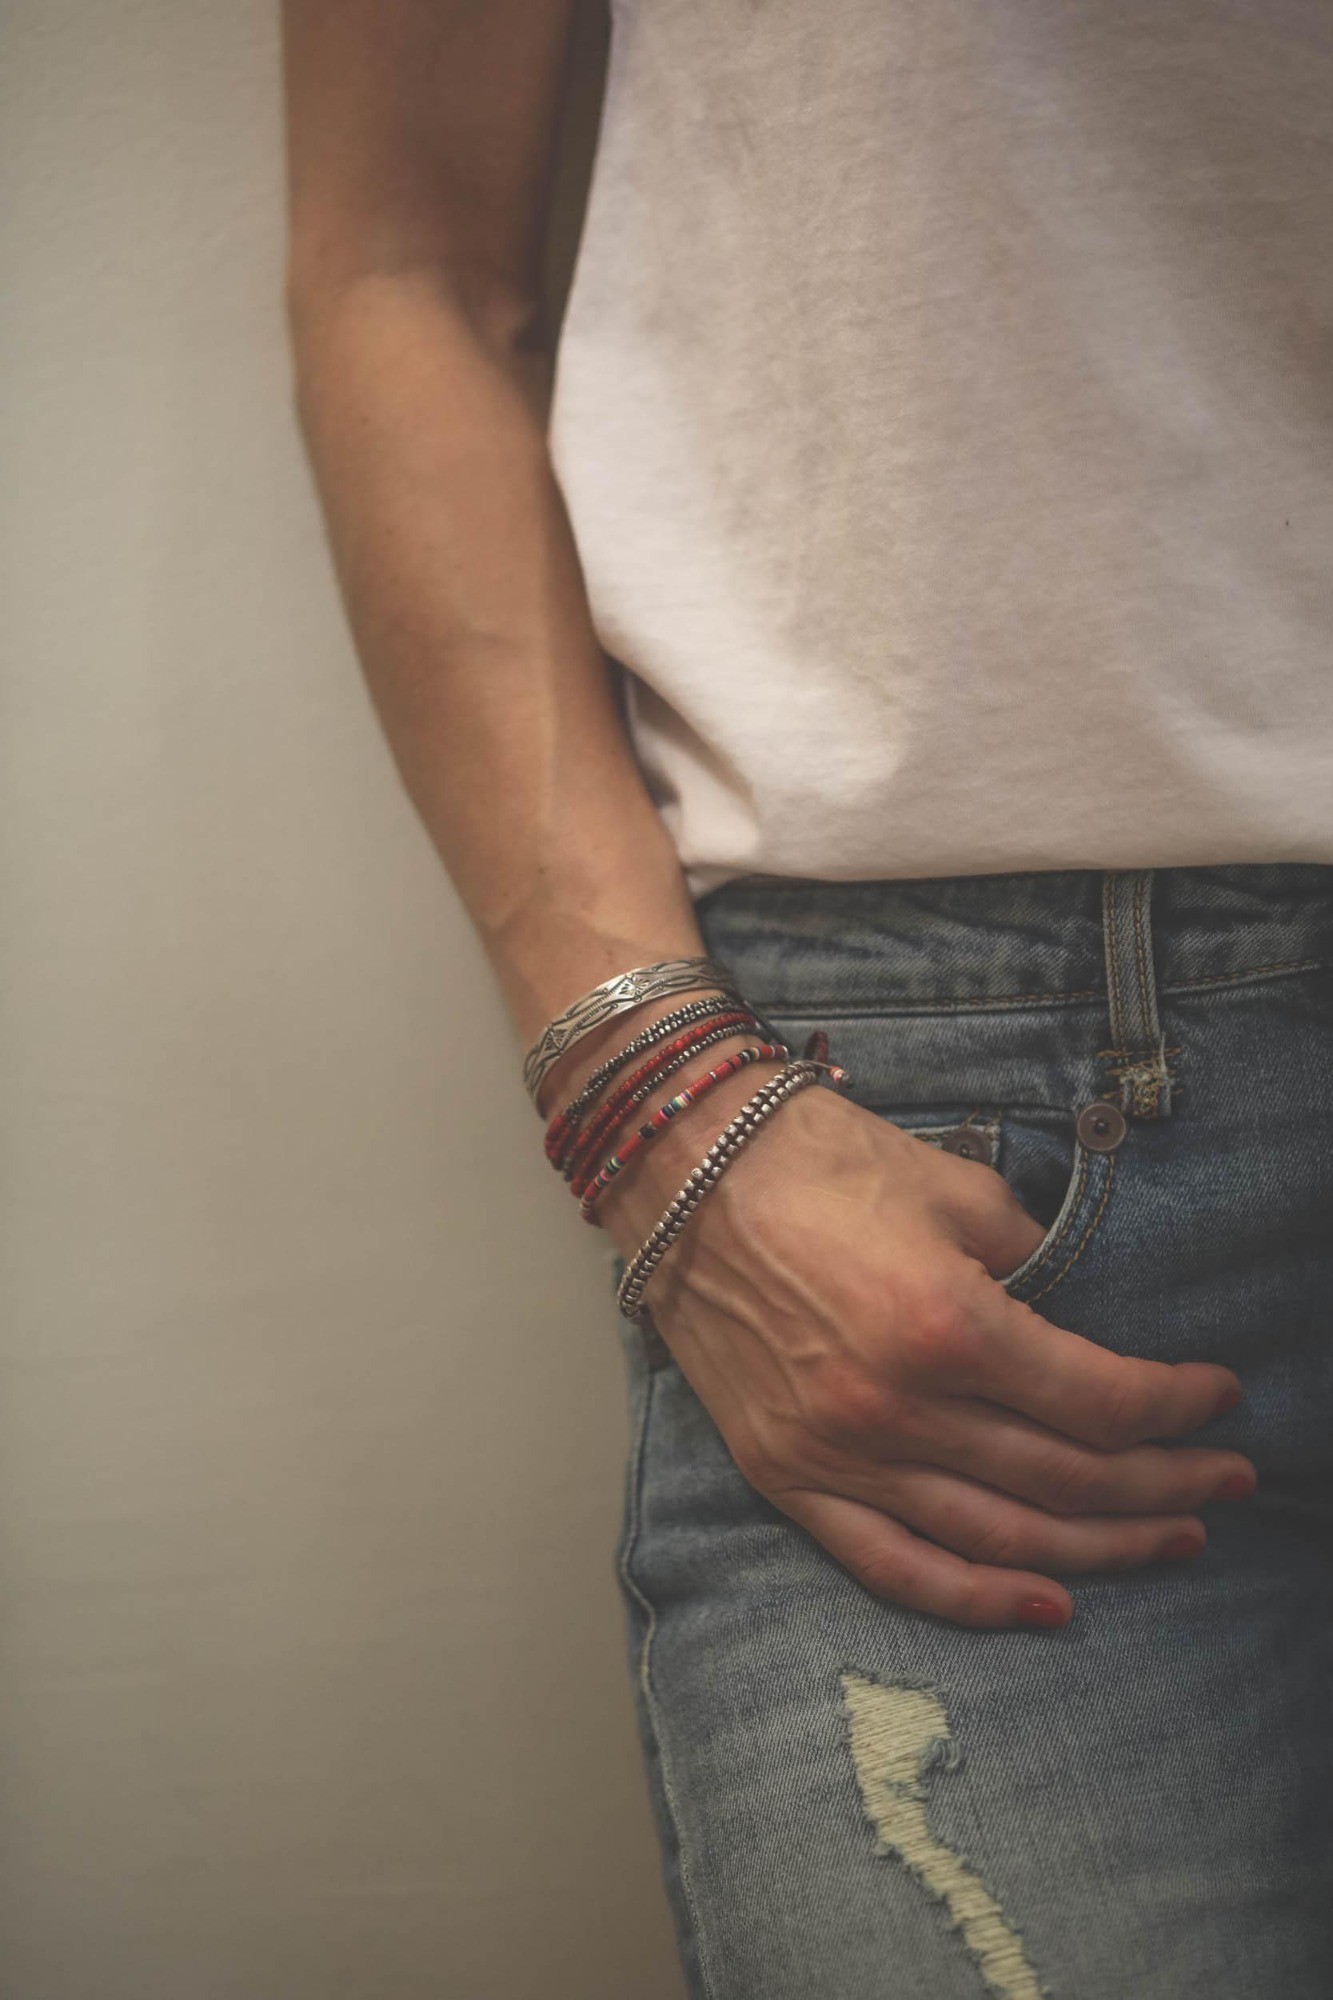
[875, 1103, 1119, 1307]
[994, 1111, 1117, 1304]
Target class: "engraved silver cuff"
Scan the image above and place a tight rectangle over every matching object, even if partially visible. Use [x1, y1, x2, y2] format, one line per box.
[522, 955, 738, 1106]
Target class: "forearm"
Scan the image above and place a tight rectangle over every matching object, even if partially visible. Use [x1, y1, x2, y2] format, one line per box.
[286, 265, 702, 1058]
[287, 264, 789, 1203]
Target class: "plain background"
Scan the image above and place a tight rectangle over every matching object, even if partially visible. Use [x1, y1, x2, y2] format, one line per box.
[2, 4, 688, 1994]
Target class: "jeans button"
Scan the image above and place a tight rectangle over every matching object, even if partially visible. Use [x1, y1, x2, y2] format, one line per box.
[1076, 1100, 1128, 1151]
[941, 1127, 994, 1166]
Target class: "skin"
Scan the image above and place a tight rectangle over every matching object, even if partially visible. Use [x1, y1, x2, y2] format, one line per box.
[280, 0, 1257, 1633]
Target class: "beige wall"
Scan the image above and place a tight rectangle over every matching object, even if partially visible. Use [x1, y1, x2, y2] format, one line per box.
[1, 5, 685, 1994]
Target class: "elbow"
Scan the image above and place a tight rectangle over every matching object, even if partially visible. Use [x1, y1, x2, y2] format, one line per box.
[282, 323, 316, 448]
[281, 256, 341, 442]
[279, 252, 553, 438]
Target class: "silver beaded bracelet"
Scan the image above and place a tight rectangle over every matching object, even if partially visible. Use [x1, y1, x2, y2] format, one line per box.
[615, 1059, 831, 1325]
[522, 955, 738, 1107]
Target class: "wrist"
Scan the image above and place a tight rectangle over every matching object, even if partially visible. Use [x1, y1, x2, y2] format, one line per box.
[592, 1038, 791, 1252]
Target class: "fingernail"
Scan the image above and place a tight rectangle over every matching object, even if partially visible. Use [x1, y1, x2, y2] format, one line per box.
[1018, 1599, 1069, 1628]
[1213, 1382, 1242, 1416]
[1212, 1470, 1257, 1502]
[1159, 1533, 1205, 1561]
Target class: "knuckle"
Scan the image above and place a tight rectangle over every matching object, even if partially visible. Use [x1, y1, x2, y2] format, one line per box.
[805, 1361, 896, 1447]
[1083, 1517, 1157, 1570]
[1040, 1448, 1109, 1515]
[895, 1278, 982, 1379]
[960, 1516, 1029, 1569]
[1137, 1445, 1195, 1509]
[1092, 1372, 1155, 1448]
[1104, 1529, 1156, 1571]
[849, 1548, 907, 1602]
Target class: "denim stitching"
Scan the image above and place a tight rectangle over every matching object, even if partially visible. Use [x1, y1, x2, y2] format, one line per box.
[752, 988, 1103, 1017]
[745, 958, 1329, 1018]
[617, 1370, 720, 2000]
[1132, 873, 1155, 1042]
[1024, 1153, 1118, 1307]
[1005, 1146, 1089, 1293]
[1126, 873, 1176, 1117]
[1104, 878, 1128, 1050]
[1159, 955, 1332, 994]
[1096, 1045, 1183, 1059]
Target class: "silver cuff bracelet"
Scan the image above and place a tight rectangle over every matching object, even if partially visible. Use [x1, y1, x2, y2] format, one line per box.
[522, 954, 739, 1107]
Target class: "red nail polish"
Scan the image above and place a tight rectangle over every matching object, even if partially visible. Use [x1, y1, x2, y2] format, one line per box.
[1160, 1533, 1205, 1561]
[1018, 1599, 1069, 1628]
[1213, 1382, 1242, 1416]
[1212, 1471, 1256, 1502]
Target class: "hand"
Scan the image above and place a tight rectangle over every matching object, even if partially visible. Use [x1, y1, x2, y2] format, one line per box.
[601, 1078, 1256, 1630]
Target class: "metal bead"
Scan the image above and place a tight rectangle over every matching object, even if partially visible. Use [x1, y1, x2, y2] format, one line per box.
[616, 1060, 829, 1322]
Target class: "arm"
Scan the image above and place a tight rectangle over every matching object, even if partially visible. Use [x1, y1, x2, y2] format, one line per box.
[280, 0, 1254, 1629]
[281, 0, 700, 1052]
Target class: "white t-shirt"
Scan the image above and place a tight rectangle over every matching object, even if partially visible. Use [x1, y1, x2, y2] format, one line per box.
[548, 0, 1333, 898]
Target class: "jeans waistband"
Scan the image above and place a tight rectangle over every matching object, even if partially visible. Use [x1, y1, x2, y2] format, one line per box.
[696, 863, 1333, 1119]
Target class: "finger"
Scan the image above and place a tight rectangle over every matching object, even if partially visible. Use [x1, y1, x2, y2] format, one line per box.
[858, 1462, 1208, 1575]
[904, 1399, 1258, 1517]
[940, 1282, 1242, 1450]
[780, 1487, 1073, 1631]
[950, 1172, 1048, 1278]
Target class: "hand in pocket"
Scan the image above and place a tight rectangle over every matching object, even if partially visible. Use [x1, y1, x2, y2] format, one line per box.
[602, 1083, 1255, 1630]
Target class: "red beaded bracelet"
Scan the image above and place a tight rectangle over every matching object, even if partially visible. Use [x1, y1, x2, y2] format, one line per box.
[543, 993, 746, 1162]
[567, 1023, 779, 1197]
[559, 1011, 764, 1183]
[578, 1042, 789, 1223]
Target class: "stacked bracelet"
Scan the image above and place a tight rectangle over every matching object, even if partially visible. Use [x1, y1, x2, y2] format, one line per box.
[615, 1057, 849, 1324]
[579, 1041, 790, 1221]
[524, 958, 850, 1323]
[544, 993, 750, 1162]
[559, 1011, 764, 1183]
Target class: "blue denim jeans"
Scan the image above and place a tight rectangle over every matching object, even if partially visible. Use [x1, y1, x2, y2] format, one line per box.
[612, 865, 1333, 2000]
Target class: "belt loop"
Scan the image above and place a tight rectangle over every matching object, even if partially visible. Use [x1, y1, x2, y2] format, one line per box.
[1100, 870, 1176, 1119]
